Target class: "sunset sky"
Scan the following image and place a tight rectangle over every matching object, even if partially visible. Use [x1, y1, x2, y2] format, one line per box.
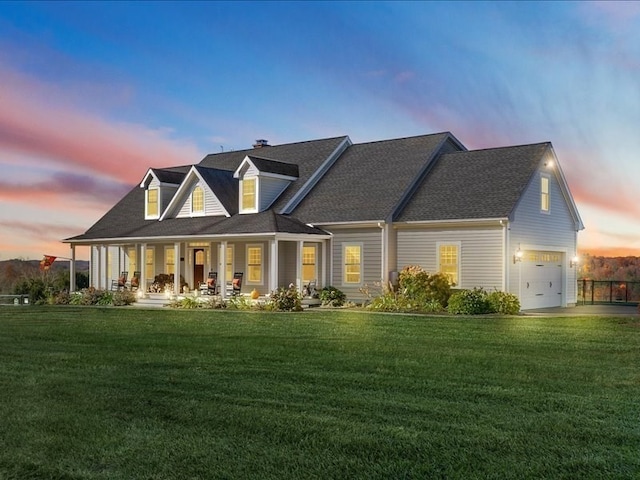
[1, 1, 639, 261]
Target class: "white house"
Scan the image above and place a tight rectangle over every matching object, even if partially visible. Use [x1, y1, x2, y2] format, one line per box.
[65, 132, 583, 310]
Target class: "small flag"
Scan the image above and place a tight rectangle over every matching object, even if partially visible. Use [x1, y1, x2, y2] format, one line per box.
[40, 255, 57, 271]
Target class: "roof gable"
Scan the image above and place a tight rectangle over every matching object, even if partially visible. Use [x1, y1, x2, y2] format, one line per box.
[290, 132, 458, 224]
[395, 143, 555, 222]
[160, 166, 238, 220]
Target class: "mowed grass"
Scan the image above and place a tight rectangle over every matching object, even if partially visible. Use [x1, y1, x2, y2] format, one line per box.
[0, 307, 639, 480]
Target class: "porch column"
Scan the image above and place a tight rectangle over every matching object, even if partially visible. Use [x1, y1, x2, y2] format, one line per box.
[174, 242, 181, 296]
[69, 245, 76, 292]
[140, 244, 147, 294]
[220, 240, 227, 299]
[269, 239, 278, 293]
[296, 240, 303, 291]
[100, 246, 108, 290]
[321, 240, 327, 288]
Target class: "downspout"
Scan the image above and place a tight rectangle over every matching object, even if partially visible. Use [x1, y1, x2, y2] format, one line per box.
[501, 220, 508, 293]
[378, 222, 386, 284]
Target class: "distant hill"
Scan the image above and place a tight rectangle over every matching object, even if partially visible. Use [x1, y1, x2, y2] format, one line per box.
[0, 258, 89, 294]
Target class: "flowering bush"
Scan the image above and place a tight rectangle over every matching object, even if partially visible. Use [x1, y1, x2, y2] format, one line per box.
[398, 266, 452, 308]
[319, 286, 346, 307]
[268, 287, 303, 312]
[488, 291, 521, 315]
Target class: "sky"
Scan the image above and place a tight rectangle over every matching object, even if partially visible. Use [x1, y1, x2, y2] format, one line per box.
[1, 1, 639, 261]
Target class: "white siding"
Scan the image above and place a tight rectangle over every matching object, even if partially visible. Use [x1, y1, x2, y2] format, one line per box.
[329, 228, 382, 302]
[259, 176, 290, 211]
[177, 182, 227, 218]
[397, 227, 504, 290]
[509, 168, 578, 305]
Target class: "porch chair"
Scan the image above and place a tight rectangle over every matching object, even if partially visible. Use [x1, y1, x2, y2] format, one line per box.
[129, 271, 141, 291]
[229, 272, 243, 296]
[303, 280, 317, 298]
[111, 271, 128, 291]
[200, 271, 218, 295]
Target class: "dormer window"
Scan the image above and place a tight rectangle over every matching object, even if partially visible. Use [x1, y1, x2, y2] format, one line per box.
[191, 186, 204, 214]
[234, 156, 298, 214]
[241, 178, 257, 213]
[146, 188, 159, 218]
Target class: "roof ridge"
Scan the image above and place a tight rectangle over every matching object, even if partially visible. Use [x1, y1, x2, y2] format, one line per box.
[351, 132, 450, 147]
[452, 142, 550, 155]
[203, 135, 349, 158]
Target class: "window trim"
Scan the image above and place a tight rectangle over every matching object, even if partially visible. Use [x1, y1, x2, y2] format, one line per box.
[540, 174, 550, 214]
[302, 244, 317, 284]
[437, 241, 461, 287]
[246, 244, 263, 285]
[146, 188, 160, 219]
[240, 177, 258, 214]
[342, 242, 363, 286]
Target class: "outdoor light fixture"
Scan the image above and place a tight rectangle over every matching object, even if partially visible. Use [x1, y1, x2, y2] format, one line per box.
[513, 248, 523, 264]
[570, 255, 579, 268]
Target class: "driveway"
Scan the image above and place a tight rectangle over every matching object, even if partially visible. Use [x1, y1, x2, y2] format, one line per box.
[525, 304, 638, 316]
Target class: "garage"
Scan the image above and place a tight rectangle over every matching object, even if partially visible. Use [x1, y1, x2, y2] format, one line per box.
[520, 251, 563, 310]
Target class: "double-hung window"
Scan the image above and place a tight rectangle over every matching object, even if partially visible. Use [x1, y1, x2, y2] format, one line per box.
[241, 178, 257, 212]
[438, 242, 460, 286]
[146, 188, 159, 218]
[302, 245, 317, 284]
[343, 243, 362, 285]
[247, 245, 263, 284]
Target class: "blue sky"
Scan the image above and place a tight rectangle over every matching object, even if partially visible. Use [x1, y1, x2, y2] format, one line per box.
[1, 1, 639, 260]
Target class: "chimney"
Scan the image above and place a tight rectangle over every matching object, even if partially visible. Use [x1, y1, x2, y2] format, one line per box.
[253, 139, 269, 149]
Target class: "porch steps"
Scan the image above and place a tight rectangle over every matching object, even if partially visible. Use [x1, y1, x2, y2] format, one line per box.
[133, 293, 171, 308]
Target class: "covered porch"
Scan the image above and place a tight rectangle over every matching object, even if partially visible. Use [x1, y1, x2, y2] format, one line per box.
[69, 232, 331, 299]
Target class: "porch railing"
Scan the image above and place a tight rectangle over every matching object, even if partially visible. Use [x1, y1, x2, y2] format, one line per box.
[578, 279, 640, 305]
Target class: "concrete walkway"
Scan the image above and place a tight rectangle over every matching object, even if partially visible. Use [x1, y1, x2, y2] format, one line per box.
[525, 304, 638, 316]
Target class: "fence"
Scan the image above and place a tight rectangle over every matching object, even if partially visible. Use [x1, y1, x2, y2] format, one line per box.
[0, 294, 30, 306]
[578, 280, 640, 305]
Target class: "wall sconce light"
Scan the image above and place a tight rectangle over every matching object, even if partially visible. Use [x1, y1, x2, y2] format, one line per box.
[513, 248, 523, 264]
[570, 255, 579, 268]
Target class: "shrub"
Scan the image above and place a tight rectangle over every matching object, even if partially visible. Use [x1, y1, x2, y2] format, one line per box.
[488, 290, 521, 315]
[225, 295, 253, 310]
[319, 286, 346, 307]
[51, 290, 71, 305]
[447, 288, 492, 315]
[111, 290, 136, 306]
[398, 266, 452, 308]
[269, 287, 303, 312]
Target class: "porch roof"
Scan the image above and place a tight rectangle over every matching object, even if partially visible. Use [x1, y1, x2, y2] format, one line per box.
[65, 208, 328, 244]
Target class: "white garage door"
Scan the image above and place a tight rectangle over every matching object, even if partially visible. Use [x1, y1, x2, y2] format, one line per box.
[520, 251, 563, 310]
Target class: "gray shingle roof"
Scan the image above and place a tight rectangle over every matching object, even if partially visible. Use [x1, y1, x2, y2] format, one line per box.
[193, 166, 238, 215]
[290, 133, 453, 224]
[199, 136, 348, 211]
[152, 166, 190, 184]
[246, 156, 299, 178]
[395, 143, 550, 222]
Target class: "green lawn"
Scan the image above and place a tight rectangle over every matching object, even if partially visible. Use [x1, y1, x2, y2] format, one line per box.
[0, 307, 638, 479]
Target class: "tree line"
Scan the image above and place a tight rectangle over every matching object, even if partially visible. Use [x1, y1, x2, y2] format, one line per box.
[578, 255, 640, 281]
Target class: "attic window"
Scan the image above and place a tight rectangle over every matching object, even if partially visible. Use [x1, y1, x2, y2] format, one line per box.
[541, 175, 550, 213]
[241, 178, 257, 212]
[146, 188, 159, 218]
[192, 186, 204, 213]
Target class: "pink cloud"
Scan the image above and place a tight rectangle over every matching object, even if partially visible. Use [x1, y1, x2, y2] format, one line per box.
[0, 66, 202, 186]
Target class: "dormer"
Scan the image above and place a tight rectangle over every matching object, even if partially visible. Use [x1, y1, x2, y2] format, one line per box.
[233, 156, 299, 214]
[140, 168, 185, 220]
[159, 166, 238, 220]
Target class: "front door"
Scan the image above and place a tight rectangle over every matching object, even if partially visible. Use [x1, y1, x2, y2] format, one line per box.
[193, 249, 205, 288]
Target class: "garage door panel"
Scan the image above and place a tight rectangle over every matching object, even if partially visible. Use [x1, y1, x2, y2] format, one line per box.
[521, 251, 563, 309]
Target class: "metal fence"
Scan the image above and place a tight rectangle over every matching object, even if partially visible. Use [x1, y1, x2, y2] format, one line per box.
[578, 280, 640, 305]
